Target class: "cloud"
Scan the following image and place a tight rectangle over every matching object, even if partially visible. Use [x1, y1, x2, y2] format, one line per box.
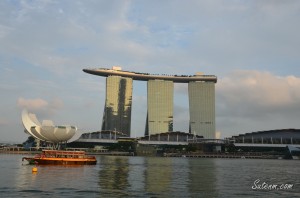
[1, 0, 300, 77]
[0, 24, 13, 39]
[0, 0, 151, 75]
[17, 97, 48, 110]
[0, 118, 9, 126]
[217, 70, 300, 109]
[17, 97, 64, 115]
[49, 98, 64, 110]
[216, 70, 300, 137]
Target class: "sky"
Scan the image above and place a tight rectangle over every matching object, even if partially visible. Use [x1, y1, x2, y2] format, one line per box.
[1, 0, 300, 143]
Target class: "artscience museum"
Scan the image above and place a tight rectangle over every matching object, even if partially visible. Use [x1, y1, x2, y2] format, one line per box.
[21, 110, 77, 145]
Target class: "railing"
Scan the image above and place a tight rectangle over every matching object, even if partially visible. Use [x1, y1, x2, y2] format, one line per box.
[187, 138, 229, 144]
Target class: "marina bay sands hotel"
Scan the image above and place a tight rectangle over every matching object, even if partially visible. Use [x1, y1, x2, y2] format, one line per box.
[83, 66, 217, 139]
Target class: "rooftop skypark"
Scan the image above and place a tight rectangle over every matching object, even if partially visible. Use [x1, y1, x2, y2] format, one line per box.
[83, 67, 217, 83]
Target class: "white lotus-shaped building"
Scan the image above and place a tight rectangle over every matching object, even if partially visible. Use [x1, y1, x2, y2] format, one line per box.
[22, 110, 77, 143]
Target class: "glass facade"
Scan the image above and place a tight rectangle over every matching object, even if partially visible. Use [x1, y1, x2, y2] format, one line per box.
[188, 81, 215, 139]
[101, 76, 133, 136]
[85, 67, 217, 139]
[146, 80, 174, 135]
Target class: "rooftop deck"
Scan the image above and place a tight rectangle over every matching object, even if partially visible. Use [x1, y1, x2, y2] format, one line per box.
[83, 68, 217, 83]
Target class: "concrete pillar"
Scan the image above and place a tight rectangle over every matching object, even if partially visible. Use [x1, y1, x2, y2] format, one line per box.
[271, 137, 273, 144]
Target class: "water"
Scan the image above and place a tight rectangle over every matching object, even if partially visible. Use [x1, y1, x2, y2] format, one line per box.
[0, 154, 299, 197]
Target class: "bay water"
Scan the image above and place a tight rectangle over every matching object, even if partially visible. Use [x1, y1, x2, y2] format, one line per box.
[0, 154, 299, 197]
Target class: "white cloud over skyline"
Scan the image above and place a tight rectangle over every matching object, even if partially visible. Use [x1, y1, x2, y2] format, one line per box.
[1, 0, 300, 142]
[17, 97, 64, 114]
[216, 71, 300, 137]
[17, 97, 49, 110]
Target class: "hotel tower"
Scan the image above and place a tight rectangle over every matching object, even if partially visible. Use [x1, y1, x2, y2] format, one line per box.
[83, 66, 217, 139]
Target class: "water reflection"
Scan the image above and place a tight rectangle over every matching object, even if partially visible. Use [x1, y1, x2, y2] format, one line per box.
[127, 157, 146, 193]
[98, 156, 130, 196]
[12, 154, 218, 197]
[143, 157, 218, 197]
[16, 165, 88, 191]
[189, 159, 217, 197]
[144, 157, 172, 194]
[97, 156, 218, 197]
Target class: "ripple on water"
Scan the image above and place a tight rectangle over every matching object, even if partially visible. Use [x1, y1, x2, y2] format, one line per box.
[0, 155, 299, 197]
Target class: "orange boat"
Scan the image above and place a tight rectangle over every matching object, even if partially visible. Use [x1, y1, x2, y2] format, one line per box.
[22, 150, 97, 165]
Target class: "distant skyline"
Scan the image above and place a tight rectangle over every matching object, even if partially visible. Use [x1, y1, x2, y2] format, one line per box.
[1, 0, 300, 143]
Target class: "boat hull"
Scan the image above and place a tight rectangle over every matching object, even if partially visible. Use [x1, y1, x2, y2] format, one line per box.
[23, 157, 97, 165]
[22, 150, 97, 165]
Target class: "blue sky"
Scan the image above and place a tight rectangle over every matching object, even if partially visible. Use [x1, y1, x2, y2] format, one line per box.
[1, 0, 300, 143]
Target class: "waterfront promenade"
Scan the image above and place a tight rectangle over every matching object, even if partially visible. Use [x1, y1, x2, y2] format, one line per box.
[1, 146, 284, 159]
[0, 147, 134, 156]
[164, 152, 282, 159]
